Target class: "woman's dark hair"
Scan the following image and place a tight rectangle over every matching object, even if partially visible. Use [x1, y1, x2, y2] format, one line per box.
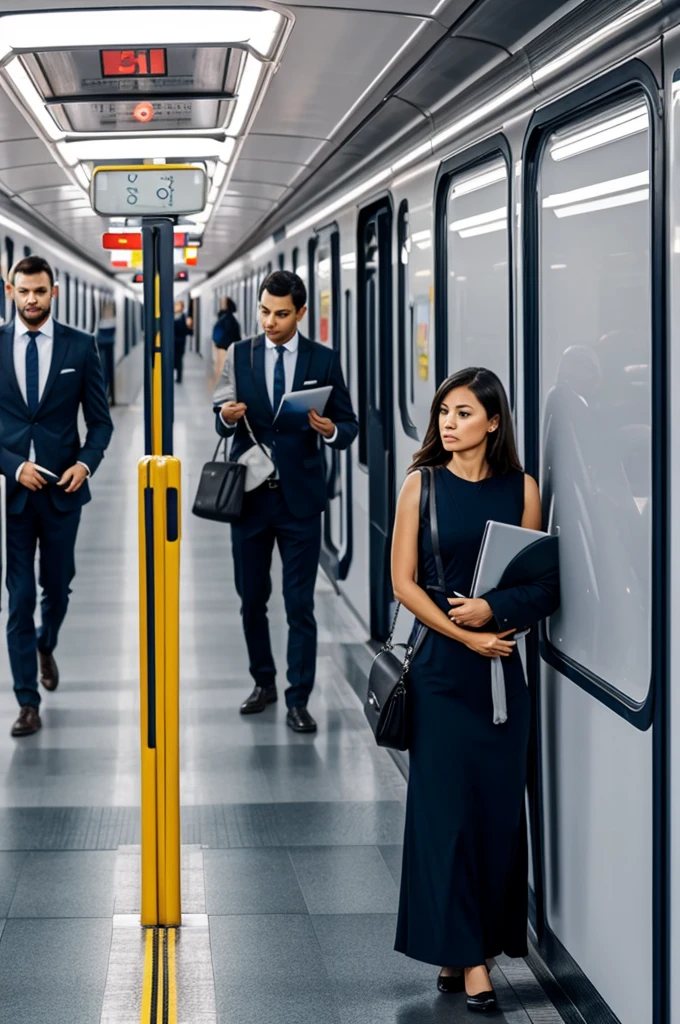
[409, 367, 522, 476]
[10, 255, 54, 288]
[259, 270, 307, 311]
[226, 296, 237, 313]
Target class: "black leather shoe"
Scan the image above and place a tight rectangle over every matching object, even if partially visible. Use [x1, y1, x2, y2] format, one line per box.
[467, 990, 497, 1013]
[240, 685, 277, 715]
[38, 650, 59, 692]
[286, 707, 317, 733]
[11, 706, 41, 737]
[437, 969, 464, 993]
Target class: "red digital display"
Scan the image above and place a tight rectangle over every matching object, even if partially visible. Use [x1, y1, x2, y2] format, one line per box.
[100, 49, 167, 78]
[102, 232, 143, 250]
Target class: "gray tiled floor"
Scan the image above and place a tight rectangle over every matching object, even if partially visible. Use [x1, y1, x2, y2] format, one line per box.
[0, 356, 547, 1023]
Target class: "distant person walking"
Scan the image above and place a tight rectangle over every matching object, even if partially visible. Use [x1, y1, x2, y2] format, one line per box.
[212, 296, 241, 382]
[173, 300, 193, 384]
[96, 302, 116, 404]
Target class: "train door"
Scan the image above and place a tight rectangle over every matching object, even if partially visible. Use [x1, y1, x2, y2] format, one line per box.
[358, 201, 394, 640]
[524, 68, 664, 1024]
[312, 228, 352, 580]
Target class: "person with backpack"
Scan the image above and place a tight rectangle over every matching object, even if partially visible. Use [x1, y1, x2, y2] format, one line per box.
[212, 296, 241, 381]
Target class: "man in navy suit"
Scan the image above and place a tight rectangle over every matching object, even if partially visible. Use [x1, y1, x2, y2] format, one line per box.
[0, 256, 113, 736]
[213, 271, 358, 733]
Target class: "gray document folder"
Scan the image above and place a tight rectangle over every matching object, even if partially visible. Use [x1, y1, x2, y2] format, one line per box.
[470, 521, 548, 598]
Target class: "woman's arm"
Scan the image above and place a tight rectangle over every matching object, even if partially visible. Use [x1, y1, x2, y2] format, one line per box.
[392, 472, 517, 657]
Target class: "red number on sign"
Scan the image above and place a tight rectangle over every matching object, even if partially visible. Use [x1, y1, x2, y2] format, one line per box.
[101, 49, 167, 78]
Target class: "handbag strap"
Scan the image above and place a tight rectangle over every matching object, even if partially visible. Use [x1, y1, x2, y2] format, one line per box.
[382, 465, 441, 651]
[212, 436, 228, 461]
[427, 466, 446, 595]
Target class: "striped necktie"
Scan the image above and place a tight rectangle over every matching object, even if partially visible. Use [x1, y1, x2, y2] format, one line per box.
[25, 331, 40, 413]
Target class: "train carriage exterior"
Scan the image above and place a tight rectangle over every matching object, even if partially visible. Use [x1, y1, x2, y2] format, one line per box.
[193, 3, 680, 1023]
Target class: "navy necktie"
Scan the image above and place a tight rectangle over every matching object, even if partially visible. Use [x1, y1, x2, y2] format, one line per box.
[273, 345, 286, 414]
[25, 331, 40, 414]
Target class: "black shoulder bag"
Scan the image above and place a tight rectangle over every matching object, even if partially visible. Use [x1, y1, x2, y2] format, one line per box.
[363, 466, 446, 750]
[192, 434, 247, 523]
[193, 339, 269, 523]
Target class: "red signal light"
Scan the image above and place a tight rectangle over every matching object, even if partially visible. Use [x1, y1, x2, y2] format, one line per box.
[133, 273, 144, 283]
[133, 101, 154, 124]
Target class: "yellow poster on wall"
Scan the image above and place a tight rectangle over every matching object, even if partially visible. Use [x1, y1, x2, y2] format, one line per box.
[414, 296, 430, 380]
[319, 289, 331, 344]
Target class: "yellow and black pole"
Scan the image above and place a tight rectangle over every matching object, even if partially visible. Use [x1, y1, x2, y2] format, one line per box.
[139, 218, 182, 927]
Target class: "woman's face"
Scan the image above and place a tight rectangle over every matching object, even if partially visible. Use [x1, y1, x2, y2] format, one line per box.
[438, 385, 499, 454]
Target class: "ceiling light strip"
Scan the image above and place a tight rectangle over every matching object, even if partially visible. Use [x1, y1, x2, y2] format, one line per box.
[0, 8, 285, 61]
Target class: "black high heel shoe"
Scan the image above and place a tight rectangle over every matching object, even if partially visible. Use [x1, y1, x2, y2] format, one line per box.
[466, 989, 497, 1013]
[437, 968, 464, 993]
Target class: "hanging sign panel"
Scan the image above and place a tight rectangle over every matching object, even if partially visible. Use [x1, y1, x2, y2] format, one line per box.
[91, 164, 207, 216]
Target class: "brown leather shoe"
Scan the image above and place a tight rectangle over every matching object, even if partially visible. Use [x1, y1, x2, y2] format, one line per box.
[11, 706, 41, 737]
[38, 650, 59, 691]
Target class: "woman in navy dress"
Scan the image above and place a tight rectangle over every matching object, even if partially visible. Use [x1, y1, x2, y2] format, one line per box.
[391, 368, 559, 1012]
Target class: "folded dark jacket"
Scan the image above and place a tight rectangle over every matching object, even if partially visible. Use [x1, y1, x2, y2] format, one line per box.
[483, 535, 560, 633]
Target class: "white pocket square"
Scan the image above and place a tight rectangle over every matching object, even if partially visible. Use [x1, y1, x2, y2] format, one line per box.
[304, 380, 318, 385]
[60, 368, 76, 374]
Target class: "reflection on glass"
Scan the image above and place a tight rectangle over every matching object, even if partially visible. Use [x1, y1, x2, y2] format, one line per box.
[539, 100, 652, 704]
[446, 158, 510, 391]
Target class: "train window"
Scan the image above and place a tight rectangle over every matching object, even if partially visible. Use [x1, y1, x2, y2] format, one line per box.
[278, 253, 285, 271]
[292, 247, 299, 274]
[89, 287, 97, 333]
[444, 156, 510, 392]
[538, 97, 652, 705]
[397, 201, 421, 440]
[54, 269, 60, 318]
[23, 245, 30, 258]
[74, 278, 80, 327]
[64, 272, 71, 323]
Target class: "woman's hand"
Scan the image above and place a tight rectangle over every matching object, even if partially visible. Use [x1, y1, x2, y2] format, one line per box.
[448, 597, 493, 628]
[462, 629, 517, 658]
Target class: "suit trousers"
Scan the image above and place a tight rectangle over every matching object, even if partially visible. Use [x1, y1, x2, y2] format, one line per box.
[231, 485, 322, 708]
[6, 489, 81, 708]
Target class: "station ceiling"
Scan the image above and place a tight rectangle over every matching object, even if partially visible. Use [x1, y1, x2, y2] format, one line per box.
[0, 0, 575, 282]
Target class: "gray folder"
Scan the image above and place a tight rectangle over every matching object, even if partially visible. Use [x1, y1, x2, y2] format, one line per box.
[470, 521, 548, 598]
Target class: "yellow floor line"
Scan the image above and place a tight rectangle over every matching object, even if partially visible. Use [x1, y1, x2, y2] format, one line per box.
[156, 929, 164, 1024]
[167, 929, 178, 1022]
[140, 927, 177, 1024]
[141, 928, 155, 1023]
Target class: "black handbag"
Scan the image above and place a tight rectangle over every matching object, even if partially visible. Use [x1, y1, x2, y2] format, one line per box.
[192, 437, 246, 523]
[364, 466, 446, 750]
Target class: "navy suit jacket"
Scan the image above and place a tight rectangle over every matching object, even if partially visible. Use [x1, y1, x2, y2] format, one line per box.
[214, 334, 358, 519]
[0, 320, 114, 515]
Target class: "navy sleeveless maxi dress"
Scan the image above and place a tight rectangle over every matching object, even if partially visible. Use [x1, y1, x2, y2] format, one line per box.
[395, 467, 557, 968]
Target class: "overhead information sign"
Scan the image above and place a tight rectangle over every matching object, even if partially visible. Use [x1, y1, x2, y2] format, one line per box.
[91, 164, 207, 217]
